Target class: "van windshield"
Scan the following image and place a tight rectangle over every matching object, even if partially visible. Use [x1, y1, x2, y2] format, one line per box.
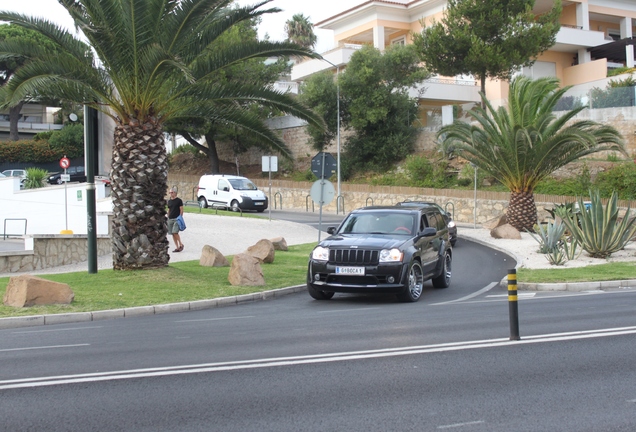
[229, 179, 257, 191]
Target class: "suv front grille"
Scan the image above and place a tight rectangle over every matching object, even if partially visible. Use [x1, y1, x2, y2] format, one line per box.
[330, 249, 379, 265]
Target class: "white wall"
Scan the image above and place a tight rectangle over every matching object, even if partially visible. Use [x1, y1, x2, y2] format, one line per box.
[0, 177, 111, 236]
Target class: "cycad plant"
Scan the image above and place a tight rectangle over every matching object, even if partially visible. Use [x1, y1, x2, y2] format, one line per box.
[556, 190, 636, 258]
[439, 75, 626, 232]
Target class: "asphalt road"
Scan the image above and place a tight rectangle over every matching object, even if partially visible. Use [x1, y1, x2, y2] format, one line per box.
[3, 238, 636, 430]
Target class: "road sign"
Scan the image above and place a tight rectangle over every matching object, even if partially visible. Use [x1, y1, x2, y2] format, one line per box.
[61, 174, 70, 182]
[310, 179, 335, 205]
[311, 152, 337, 179]
[60, 157, 70, 169]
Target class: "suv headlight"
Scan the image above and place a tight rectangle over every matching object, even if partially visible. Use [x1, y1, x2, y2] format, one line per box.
[448, 221, 456, 228]
[311, 246, 329, 261]
[379, 248, 403, 263]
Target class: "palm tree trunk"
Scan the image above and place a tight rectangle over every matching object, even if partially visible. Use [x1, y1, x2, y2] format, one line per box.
[110, 117, 170, 270]
[8, 102, 25, 141]
[507, 191, 538, 232]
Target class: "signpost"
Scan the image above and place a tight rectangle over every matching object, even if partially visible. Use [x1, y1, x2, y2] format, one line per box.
[262, 156, 278, 221]
[59, 156, 72, 234]
[310, 152, 338, 241]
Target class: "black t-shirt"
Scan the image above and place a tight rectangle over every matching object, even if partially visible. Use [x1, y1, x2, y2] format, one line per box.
[167, 197, 183, 219]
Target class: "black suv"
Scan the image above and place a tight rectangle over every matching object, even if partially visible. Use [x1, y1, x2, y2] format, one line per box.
[396, 201, 457, 246]
[307, 206, 452, 302]
[48, 166, 86, 185]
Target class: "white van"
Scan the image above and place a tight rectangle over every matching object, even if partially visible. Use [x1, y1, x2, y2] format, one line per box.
[196, 174, 268, 212]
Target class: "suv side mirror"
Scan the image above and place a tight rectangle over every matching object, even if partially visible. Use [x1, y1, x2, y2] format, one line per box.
[327, 227, 337, 234]
[421, 227, 437, 237]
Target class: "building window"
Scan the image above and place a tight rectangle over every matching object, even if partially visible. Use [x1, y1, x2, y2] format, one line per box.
[391, 37, 406, 46]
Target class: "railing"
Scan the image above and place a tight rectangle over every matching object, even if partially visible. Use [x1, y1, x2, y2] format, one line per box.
[3, 218, 27, 240]
[0, 121, 63, 131]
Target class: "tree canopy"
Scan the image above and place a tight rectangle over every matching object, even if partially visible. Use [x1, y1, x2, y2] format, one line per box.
[285, 13, 317, 50]
[413, 0, 561, 97]
[300, 44, 429, 177]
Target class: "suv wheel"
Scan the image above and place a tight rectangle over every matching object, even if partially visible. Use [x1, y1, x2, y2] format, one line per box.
[397, 261, 423, 302]
[307, 284, 334, 300]
[432, 251, 452, 288]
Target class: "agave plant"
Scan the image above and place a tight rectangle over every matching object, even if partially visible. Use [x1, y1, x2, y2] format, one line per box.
[556, 190, 636, 258]
[528, 220, 565, 254]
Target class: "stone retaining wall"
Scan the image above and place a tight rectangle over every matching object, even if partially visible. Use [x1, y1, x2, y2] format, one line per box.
[0, 236, 111, 274]
[169, 174, 636, 224]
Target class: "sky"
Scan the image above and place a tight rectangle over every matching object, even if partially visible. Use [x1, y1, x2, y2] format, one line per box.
[2, 0, 363, 54]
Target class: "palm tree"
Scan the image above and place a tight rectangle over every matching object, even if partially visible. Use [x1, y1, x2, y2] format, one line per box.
[285, 14, 317, 51]
[0, 0, 323, 270]
[439, 76, 626, 232]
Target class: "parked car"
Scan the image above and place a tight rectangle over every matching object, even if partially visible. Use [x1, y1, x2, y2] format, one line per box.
[307, 205, 453, 302]
[196, 174, 268, 212]
[2, 169, 27, 179]
[48, 165, 86, 185]
[396, 201, 457, 246]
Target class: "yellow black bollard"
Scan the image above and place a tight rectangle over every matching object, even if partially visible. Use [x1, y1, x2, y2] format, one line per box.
[508, 269, 520, 340]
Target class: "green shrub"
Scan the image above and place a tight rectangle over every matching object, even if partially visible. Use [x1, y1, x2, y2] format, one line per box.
[33, 131, 54, 141]
[593, 162, 636, 200]
[23, 167, 49, 189]
[404, 155, 451, 188]
[48, 124, 84, 158]
[171, 144, 201, 156]
[0, 139, 59, 163]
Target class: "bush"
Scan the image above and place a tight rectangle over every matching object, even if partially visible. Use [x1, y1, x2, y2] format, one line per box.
[171, 144, 201, 156]
[23, 167, 49, 189]
[404, 155, 452, 188]
[0, 139, 59, 163]
[593, 162, 636, 200]
[48, 124, 84, 158]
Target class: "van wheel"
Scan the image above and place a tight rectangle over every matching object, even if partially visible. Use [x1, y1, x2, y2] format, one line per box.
[230, 200, 240, 212]
[198, 197, 208, 208]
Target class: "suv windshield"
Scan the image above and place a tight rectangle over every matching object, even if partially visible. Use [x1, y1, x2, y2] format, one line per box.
[339, 211, 416, 235]
[228, 179, 257, 190]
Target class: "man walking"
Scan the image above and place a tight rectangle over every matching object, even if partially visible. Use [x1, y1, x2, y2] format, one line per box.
[167, 188, 184, 252]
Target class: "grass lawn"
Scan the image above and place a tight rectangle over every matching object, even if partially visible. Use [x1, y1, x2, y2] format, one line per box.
[1, 241, 635, 318]
[0, 243, 315, 318]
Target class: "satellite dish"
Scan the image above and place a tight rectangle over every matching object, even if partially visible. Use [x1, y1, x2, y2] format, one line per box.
[69, 113, 78, 122]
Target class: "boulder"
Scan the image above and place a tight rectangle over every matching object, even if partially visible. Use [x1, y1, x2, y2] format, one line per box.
[246, 239, 275, 263]
[482, 214, 508, 230]
[228, 253, 266, 286]
[269, 237, 288, 251]
[199, 245, 230, 267]
[4, 275, 74, 308]
[490, 223, 522, 240]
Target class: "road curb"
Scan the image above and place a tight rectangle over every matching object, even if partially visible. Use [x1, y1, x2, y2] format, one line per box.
[0, 285, 307, 330]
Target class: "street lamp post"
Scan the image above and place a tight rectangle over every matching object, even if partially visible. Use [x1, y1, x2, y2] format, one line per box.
[322, 59, 342, 213]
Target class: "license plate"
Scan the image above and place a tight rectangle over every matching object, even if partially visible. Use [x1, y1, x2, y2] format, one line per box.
[336, 266, 365, 275]
[255, 202, 263, 205]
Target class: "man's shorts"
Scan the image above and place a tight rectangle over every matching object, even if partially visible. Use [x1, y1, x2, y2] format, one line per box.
[167, 218, 180, 234]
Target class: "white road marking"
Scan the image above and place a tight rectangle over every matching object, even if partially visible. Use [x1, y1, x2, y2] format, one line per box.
[317, 307, 380, 314]
[175, 316, 254, 323]
[2, 326, 636, 390]
[438, 420, 485, 429]
[0, 344, 90, 353]
[431, 282, 498, 305]
[12, 327, 103, 334]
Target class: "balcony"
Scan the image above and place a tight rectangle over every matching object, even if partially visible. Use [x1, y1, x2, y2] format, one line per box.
[291, 45, 362, 81]
[552, 27, 608, 52]
[0, 120, 63, 134]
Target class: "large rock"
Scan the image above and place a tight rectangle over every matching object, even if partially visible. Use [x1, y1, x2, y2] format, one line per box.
[228, 253, 266, 286]
[482, 214, 508, 230]
[490, 223, 522, 240]
[269, 237, 288, 251]
[4, 275, 74, 307]
[199, 245, 230, 267]
[246, 239, 275, 263]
